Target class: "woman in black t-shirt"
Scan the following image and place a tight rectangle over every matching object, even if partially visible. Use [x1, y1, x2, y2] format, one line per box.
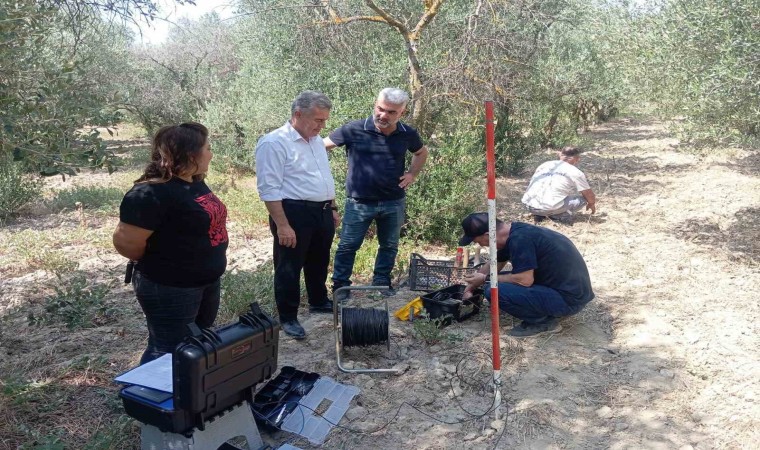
[113, 122, 228, 364]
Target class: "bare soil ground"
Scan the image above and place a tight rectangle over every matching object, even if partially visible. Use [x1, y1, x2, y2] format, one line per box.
[1, 118, 758, 449]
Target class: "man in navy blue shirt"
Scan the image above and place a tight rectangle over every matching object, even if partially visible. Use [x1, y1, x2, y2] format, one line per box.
[324, 88, 429, 300]
[459, 212, 594, 337]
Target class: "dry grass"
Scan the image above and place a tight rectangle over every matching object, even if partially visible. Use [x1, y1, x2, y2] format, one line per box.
[1, 118, 758, 449]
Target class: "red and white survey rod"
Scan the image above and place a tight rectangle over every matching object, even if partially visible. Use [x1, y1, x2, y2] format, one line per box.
[485, 100, 502, 418]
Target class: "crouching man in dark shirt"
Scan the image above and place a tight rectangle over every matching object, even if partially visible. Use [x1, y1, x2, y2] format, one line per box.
[459, 212, 594, 338]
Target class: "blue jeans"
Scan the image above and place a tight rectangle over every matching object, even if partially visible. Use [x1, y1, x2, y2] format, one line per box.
[332, 197, 405, 288]
[485, 281, 586, 324]
[132, 271, 220, 364]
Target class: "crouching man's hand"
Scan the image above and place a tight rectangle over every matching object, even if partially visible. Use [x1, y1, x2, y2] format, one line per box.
[464, 272, 487, 288]
[463, 272, 488, 299]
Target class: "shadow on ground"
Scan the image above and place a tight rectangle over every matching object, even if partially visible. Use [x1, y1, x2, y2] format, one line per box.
[673, 206, 759, 264]
[280, 287, 710, 450]
[716, 150, 760, 177]
[589, 119, 675, 144]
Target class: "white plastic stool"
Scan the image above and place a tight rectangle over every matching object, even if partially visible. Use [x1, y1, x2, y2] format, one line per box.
[140, 402, 263, 450]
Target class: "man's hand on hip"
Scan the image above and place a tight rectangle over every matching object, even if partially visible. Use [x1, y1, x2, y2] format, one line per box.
[398, 172, 416, 189]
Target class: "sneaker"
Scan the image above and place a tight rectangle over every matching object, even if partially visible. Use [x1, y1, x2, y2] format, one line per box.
[333, 288, 351, 303]
[308, 299, 334, 314]
[508, 318, 562, 338]
[281, 319, 306, 339]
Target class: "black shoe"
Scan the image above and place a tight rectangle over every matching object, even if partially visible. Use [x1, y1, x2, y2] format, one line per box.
[333, 288, 351, 303]
[309, 300, 334, 314]
[281, 319, 305, 339]
[532, 215, 546, 223]
[548, 213, 573, 225]
[372, 284, 396, 297]
[508, 318, 562, 338]
[381, 286, 397, 297]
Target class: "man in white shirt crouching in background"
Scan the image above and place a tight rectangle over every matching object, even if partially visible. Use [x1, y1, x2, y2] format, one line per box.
[521, 146, 597, 225]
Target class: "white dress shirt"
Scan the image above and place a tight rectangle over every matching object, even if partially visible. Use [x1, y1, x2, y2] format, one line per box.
[255, 121, 336, 202]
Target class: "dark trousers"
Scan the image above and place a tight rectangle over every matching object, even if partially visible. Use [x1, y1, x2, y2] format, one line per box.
[270, 201, 335, 322]
[132, 270, 220, 364]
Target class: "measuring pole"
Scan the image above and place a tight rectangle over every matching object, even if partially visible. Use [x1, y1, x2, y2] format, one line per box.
[485, 100, 502, 418]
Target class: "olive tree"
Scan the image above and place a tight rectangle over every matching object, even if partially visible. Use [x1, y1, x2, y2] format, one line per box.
[117, 13, 242, 134]
[632, 0, 759, 144]
[0, 0, 194, 176]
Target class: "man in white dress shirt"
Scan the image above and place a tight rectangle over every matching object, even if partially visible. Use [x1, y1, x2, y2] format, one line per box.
[255, 91, 340, 339]
[521, 146, 597, 224]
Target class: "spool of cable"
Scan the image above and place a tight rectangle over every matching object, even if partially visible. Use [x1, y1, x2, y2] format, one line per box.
[341, 307, 389, 347]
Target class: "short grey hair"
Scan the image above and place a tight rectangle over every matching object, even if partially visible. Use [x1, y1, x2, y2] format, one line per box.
[377, 88, 409, 107]
[291, 91, 332, 116]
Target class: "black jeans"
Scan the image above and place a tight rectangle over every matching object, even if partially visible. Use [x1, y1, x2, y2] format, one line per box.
[270, 200, 335, 322]
[132, 270, 221, 364]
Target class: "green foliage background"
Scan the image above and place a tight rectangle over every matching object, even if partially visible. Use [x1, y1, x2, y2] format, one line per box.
[1, 0, 757, 220]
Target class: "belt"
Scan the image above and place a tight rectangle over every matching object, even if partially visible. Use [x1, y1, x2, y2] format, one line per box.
[351, 197, 402, 205]
[282, 199, 333, 209]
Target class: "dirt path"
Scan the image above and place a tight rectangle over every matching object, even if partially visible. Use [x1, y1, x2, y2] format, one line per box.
[1, 118, 757, 449]
[260, 118, 759, 449]
[565, 119, 759, 449]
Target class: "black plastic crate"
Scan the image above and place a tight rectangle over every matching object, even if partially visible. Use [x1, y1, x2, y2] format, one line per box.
[408, 253, 484, 291]
[421, 284, 483, 327]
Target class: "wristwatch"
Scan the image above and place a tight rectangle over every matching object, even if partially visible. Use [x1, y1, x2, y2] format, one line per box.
[330, 206, 338, 211]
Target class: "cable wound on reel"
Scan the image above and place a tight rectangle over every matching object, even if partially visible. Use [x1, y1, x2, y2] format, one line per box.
[341, 307, 389, 347]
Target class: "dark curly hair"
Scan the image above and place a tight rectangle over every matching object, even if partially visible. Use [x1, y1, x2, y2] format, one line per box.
[136, 122, 209, 184]
[560, 146, 582, 157]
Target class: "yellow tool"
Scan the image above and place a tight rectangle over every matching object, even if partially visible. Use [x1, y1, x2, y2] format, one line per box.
[393, 297, 423, 321]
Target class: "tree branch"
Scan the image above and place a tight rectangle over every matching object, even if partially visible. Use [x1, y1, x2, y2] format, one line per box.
[411, 0, 443, 40]
[312, 15, 388, 26]
[364, 0, 408, 33]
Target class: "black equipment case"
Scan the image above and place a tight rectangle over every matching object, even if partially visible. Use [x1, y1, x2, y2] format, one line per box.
[421, 284, 483, 327]
[120, 303, 279, 434]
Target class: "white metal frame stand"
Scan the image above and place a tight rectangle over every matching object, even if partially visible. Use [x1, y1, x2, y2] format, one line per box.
[139, 402, 263, 450]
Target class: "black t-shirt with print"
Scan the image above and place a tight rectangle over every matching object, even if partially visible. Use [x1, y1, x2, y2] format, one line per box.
[119, 178, 228, 287]
[496, 222, 594, 306]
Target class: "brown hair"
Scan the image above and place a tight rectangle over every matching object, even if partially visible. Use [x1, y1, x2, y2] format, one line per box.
[560, 146, 582, 157]
[136, 122, 209, 184]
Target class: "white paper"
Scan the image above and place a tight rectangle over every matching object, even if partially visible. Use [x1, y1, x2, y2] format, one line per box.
[114, 353, 173, 393]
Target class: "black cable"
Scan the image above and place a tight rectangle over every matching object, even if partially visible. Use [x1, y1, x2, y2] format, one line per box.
[342, 307, 389, 347]
[253, 397, 511, 450]
[254, 304, 516, 447]
[251, 354, 512, 449]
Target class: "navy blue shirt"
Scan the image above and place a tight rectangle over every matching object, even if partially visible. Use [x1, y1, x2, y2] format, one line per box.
[329, 117, 424, 200]
[497, 222, 594, 305]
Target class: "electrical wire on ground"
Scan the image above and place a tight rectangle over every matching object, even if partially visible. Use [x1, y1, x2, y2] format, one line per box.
[252, 348, 515, 450]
